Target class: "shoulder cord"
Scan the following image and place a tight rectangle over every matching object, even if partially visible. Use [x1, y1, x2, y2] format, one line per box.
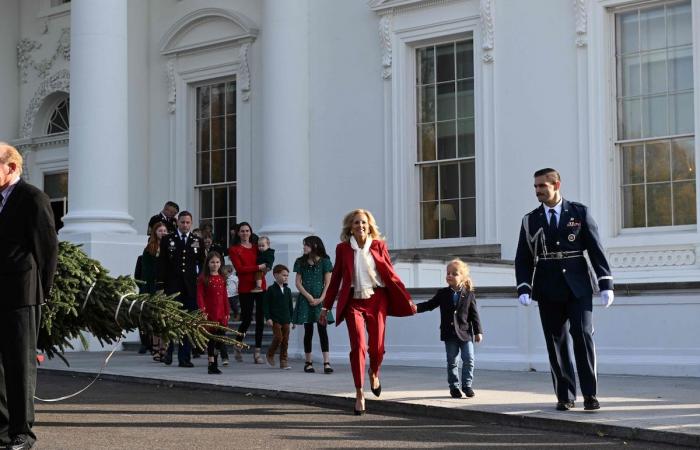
[522, 215, 547, 294]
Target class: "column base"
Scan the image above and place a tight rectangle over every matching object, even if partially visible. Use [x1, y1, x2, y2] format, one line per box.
[256, 226, 313, 274]
[61, 210, 138, 235]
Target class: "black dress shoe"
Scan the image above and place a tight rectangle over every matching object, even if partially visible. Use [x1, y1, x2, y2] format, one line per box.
[584, 396, 600, 410]
[8, 434, 34, 450]
[463, 387, 475, 398]
[353, 408, 366, 416]
[163, 354, 173, 365]
[178, 361, 194, 368]
[556, 401, 575, 411]
[449, 387, 462, 398]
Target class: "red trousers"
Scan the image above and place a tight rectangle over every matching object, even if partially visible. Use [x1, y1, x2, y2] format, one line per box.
[345, 288, 388, 389]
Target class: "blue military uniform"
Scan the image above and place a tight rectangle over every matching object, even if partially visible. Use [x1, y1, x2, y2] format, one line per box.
[514, 199, 613, 403]
[158, 231, 205, 365]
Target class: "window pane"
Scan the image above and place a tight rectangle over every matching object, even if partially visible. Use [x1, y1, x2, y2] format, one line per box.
[198, 119, 210, 152]
[460, 160, 475, 198]
[439, 163, 459, 199]
[198, 86, 210, 118]
[211, 116, 225, 150]
[439, 200, 460, 238]
[421, 165, 438, 201]
[457, 79, 474, 118]
[622, 144, 645, 184]
[669, 92, 694, 135]
[456, 40, 473, 79]
[646, 182, 672, 226]
[673, 180, 696, 224]
[211, 83, 225, 117]
[436, 43, 455, 83]
[228, 186, 237, 219]
[437, 121, 456, 160]
[620, 55, 641, 97]
[226, 148, 236, 182]
[418, 124, 436, 161]
[642, 95, 668, 138]
[457, 119, 475, 158]
[199, 151, 210, 184]
[668, 47, 693, 92]
[226, 81, 236, 115]
[460, 198, 476, 237]
[622, 185, 646, 227]
[214, 218, 227, 246]
[421, 202, 439, 239]
[200, 188, 213, 219]
[645, 141, 670, 182]
[417, 46, 435, 85]
[211, 150, 225, 183]
[639, 6, 666, 52]
[226, 115, 236, 148]
[640, 50, 666, 94]
[214, 187, 227, 217]
[618, 10, 639, 55]
[667, 2, 692, 47]
[436, 83, 455, 121]
[43, 172, 68, 199]
[418, 85, 435, 123]
[671, 138, 695, 181]
[620, 98, 641, 139]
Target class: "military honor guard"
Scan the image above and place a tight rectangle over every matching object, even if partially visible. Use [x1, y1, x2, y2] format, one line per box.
[147, 200, 179, 235]
[158, 210, 205, 367]
[515, 168, 615, 411]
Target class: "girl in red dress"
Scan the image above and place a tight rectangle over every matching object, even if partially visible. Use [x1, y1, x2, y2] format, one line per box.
[197, 251, 230, 374]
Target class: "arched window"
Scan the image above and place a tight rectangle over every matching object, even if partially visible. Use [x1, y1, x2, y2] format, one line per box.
[46, 98, 69, 135]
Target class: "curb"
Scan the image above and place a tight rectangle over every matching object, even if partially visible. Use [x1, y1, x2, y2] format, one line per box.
[38, 368, 699, 448]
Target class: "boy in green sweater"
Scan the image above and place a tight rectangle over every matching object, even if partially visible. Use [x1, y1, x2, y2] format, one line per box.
[264, 264, 294, 369]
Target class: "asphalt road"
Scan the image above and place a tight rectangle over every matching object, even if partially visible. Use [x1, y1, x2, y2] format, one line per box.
[33, 372, 677, 449]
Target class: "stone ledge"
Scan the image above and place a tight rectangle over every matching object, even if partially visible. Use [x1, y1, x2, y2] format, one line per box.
[390, 244, 507, 264]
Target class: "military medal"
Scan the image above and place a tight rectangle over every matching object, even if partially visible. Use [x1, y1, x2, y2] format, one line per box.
[568, 233, 576, 242]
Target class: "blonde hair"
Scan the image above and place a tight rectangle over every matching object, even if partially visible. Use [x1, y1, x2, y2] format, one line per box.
[0, 142, 23, 175]
[340, 208, 383, 242]
[448, 258, 474, 291]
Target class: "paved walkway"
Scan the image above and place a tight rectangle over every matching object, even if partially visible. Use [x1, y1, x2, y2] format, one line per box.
[39, 351, 700, 448]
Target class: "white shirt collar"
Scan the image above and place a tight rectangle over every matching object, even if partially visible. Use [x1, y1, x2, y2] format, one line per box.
[543, 198, 563, 218]
[0, 176, 20, 211]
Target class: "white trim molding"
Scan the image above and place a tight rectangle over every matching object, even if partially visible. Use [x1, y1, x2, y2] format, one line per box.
[574, 0, 587, 47]
[609, 249, 696, 268]
[480, 0, 494, 63]
[21, 69, 70, 138]
[379, 15, 393, 79]
[369, 0, 463, 15]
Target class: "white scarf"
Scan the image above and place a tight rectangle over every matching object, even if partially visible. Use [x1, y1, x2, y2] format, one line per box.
[350, 236, 381, 299]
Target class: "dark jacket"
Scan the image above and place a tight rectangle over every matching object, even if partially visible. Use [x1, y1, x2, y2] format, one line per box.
[158, 232, 205, 306]
[148, 212, 177, 235]
[416, 287, 482, 342]
[514, 199, 613, 302]
[263, 283, 294, 324]
[0, 179, 58, 311]
[257, 248, 275, 270]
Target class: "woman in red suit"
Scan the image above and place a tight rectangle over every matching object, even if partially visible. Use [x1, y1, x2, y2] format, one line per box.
[320, 209, 417, 415]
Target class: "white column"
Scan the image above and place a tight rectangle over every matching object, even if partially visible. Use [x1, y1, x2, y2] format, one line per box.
[0, 0, 19, 140]
[258, 0, 313, 264]
[61, 0, 136, 235]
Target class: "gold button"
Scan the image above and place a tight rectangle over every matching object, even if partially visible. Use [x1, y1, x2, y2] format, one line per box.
[562, 269, 567, 273]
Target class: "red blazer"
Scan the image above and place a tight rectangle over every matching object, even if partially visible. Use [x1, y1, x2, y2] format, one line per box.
[196, 274, 230, 326]
[229, 244, 266, 293]
[323, 239, 416, 325]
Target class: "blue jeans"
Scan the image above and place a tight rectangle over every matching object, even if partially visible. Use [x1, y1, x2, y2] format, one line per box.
[445, 338, 475, 389]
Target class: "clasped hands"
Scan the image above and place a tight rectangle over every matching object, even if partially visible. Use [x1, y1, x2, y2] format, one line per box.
[518, 290, 614, 307]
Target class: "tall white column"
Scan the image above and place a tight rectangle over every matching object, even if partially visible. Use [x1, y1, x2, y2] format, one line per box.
[61, 0, 135, 235]
[0, 0, 19, 140]
[258, 0, 313, 265]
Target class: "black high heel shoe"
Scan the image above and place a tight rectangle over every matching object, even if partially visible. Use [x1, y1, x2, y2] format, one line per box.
[354, 399, 366, 415]
[369, 372, 381, 397]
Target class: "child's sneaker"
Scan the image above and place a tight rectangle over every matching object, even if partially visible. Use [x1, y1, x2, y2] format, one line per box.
[463, 387, 475, 397]
[280, 361, 291, 370]
[208, 362, 222, 375]
[221, 358, 229, 366]
[234, 348, 243, 362]
[266, 354, 275, 367]
[449, 387, 462, 398]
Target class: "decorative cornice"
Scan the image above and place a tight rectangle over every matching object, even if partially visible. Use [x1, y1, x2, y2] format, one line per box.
[238, 42, 251, 102]
[609, 249, 696, 269]
[574, 0, 587, 48]
[21, 69, 70, 138]
[368, 0, 460, 15]
[17, 27, 70, 83]
[480, 0, 494, 63]
[166, 59, 176, 114]
[379, 15, 393, 79]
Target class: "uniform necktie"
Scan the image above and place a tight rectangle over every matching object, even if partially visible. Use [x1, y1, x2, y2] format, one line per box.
[547, 209, 557, 239]
[181, 233, 186, 244]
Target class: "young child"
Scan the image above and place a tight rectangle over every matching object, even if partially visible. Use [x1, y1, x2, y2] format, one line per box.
[225, 264, 240, 321]
[263, 264, 294, 370]
[251, 236, 275, 293]
[415, 258, 483, 398]
[196, 251, 230, 375]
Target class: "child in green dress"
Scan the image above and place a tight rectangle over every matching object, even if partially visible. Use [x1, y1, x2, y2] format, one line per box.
[292, 236, 334, 374]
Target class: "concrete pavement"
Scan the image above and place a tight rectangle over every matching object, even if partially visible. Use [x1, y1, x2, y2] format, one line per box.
[38, 351, 700, 448]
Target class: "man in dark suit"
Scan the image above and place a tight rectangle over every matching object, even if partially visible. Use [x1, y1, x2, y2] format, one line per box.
[515, 168, 614, 412]
[147, 201, 179, 235]
[0, 143, 58, 450]
[158, 211, 205, 367]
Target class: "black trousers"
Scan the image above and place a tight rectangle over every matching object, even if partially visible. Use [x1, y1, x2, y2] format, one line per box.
[537, 289, 597, 402]
[0, 305, 40, 443]
[303, 322, 329, 354]
[237, 292, 264, 348]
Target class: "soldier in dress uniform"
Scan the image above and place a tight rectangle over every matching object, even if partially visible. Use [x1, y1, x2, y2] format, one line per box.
[147, 201, 179, 235]
[158, 210, 205, 367]
[514, 168, 615, 411]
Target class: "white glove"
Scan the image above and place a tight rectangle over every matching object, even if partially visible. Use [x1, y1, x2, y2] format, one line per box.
[518, 293, 531, 306]
[600, 290, 614, 308]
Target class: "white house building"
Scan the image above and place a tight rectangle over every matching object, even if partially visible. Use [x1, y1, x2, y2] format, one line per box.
[2, 0, 699, 376]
